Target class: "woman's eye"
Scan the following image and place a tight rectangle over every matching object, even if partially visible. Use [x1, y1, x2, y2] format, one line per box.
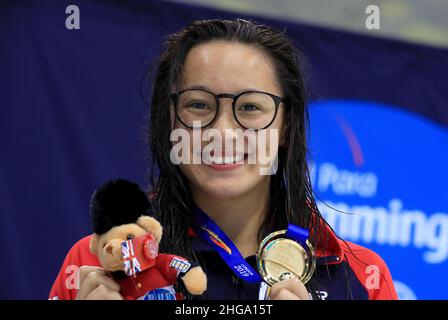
[188, 102, 209, 110]
[127, 234, 134, 240]
[239, 104, 260, 112]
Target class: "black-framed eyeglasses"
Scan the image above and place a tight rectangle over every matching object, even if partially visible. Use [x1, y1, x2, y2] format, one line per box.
[170, 88, 284, 130]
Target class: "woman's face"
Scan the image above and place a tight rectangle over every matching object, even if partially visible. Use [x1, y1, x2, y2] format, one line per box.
[172, 41, 284, 200]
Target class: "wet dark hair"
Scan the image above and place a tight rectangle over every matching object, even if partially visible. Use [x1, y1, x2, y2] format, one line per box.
[147, 19, 330, 299]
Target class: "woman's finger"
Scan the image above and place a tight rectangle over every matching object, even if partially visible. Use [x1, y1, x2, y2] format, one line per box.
[78, 266, 106, 288]
[270, 288, 301, 300]
[85, 284, 123, 300]
[269, 277, 310, 300]
[77, 268, 120, 300]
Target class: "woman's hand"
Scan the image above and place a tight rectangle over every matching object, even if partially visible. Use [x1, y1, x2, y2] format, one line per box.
[76, 266, 123, 300]
[268, 277, 311, 300]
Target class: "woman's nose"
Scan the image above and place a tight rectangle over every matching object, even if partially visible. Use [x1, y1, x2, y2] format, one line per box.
[212, 100, 238, 131]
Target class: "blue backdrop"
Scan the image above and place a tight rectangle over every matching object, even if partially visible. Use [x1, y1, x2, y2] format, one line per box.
[1, 0, 447, 299]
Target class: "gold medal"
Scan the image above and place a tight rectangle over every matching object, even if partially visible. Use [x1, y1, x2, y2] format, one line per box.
[256, 230, 316, 286]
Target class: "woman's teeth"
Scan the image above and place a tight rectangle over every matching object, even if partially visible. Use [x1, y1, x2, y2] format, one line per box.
[203, 153, 245, 164]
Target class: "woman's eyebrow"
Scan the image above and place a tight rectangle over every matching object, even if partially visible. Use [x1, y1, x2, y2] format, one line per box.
[181, 84, 265, 94]
[183, 85, 210, 91]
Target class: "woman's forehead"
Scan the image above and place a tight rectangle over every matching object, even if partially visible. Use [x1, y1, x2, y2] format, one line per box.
[180, 41, 281, 95]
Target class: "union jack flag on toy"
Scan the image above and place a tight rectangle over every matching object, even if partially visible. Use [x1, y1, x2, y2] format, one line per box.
[121, 239, 141, 276]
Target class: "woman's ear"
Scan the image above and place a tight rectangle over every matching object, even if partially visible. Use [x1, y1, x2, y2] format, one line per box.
[89, 234, 100, 255]
[137, 216, 163, 243]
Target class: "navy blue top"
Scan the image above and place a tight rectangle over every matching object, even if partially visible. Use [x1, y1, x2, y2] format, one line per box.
[189, 236, 368, 300]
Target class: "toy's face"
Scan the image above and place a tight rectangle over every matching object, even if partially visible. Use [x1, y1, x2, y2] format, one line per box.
[91, 223, 147, 272]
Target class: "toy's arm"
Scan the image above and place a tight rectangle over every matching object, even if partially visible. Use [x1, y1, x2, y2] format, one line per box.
[156, 254, 206, 295]
[155, 254, 195, 281]
[178, 265, 207, 295]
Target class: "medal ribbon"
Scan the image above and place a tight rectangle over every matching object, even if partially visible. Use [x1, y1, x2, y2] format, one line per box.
[286, 224, 309, 245]
[194, 206, 310, 283]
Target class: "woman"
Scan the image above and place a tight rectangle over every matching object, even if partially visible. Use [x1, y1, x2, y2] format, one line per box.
[50, 19, 397, 300]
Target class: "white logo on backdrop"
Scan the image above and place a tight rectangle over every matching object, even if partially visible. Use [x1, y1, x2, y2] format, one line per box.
[311, 162, 448, 264]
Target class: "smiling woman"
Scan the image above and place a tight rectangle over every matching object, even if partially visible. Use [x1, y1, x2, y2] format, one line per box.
[173, 41, 284, 207]
[50, 19, 398, 300]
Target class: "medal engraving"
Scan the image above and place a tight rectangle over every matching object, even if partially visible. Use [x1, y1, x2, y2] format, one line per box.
[257, 230, 316, 286]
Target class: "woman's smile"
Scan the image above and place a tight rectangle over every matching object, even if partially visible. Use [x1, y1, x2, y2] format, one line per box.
[204, 153, 248, 171]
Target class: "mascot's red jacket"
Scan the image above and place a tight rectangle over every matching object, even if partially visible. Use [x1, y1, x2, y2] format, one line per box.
[50, 235, 194, 300]
[116, 252, 194, 300]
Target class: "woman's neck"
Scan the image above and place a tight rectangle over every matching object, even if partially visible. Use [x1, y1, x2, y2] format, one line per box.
[192, 181, 270, 258]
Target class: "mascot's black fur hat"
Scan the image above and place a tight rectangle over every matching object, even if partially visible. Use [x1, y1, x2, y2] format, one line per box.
[90, 179, 151, 235]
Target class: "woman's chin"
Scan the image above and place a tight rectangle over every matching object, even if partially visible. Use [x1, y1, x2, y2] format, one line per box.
[183, 165, 268, 200]
[197, 179, 254, 200]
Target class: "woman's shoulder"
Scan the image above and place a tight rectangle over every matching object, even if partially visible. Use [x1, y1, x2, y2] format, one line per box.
[339, 240, 398, 300]
[49, 235, 101, 300]
[341, 240, 387, 265]
[65, 235, 101, 266]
